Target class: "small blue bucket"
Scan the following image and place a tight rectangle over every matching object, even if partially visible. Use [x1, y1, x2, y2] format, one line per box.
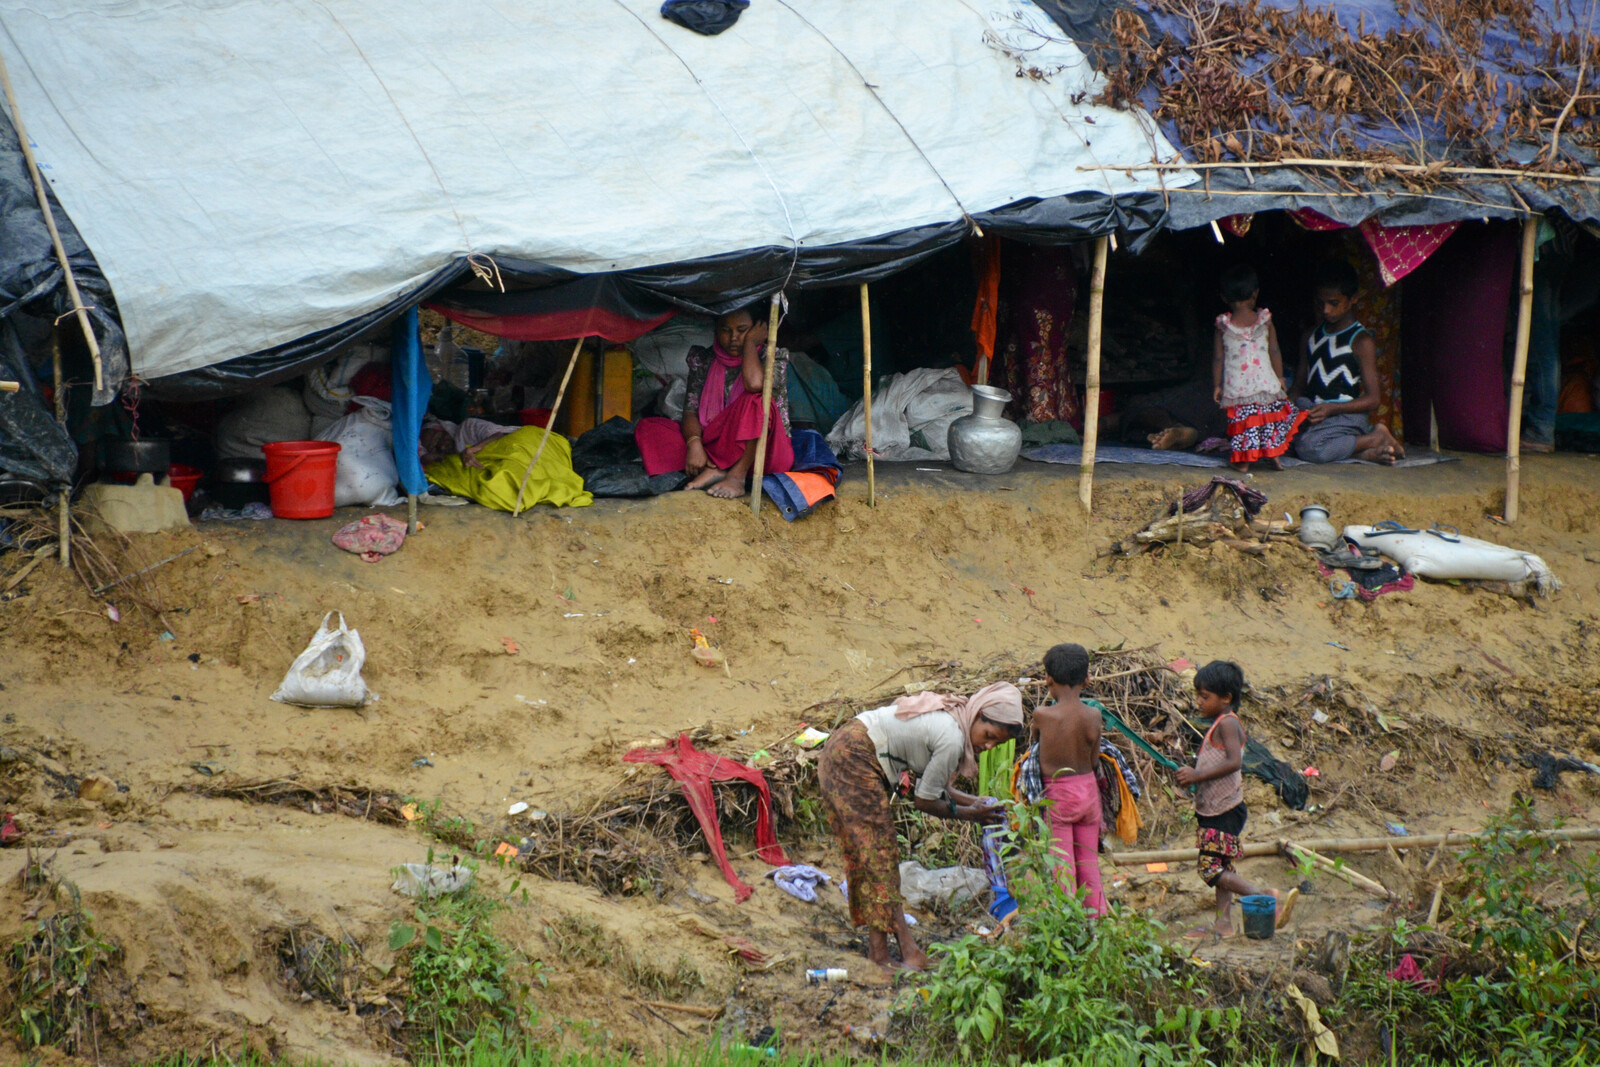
[1240, 894, 1276, 940]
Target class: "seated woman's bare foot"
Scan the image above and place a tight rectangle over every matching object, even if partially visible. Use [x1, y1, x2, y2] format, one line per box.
[1150, 425, 1198, 451]
[1354, 446, 1396, 465]
[684, 467, 723, 491]
[706, 473, 746, 499]
[1376, 424, 1406, 459]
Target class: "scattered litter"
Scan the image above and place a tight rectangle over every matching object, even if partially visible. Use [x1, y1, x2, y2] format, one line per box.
[915, 467, 943, 472]
[1145, 862, 1170, 873]
[412, 757, 433, 767]
[1303, 767, 1321, 777]
[1286, 983, 1341, 1061]
[709, 576, 734, 585]
[1311, 710, 1330, 725]
[1386, 822, 1408, 836]
[392, 862, 474, 899]
[1329, 578, 1359, 599]
[903, 912, 918, 926]
[189, 761, 224, 776]
[508, 801, 529, 816]
[806, 968, 848, 983]
[563, 613, 586, 618]
[199, 501, 272, 521]
[515, 695, 548, 706]
[105, 604, 120, 623]
[77, 774, 117, 802]
[494, 841, 520, 861]
[501, 638, 520, 654]
[527, 809, 547, 821]
[331, 513, 407, 562]
[794, 727, 830, 749]
[270, 611, 372, 708]
[688, 628, 728, 672]
[401, 803, 421, 821]
[1379, 750, 1400, 772]
[766, 864, 831, 902]
[158, 631, 175, 641]
[1326, 641, 1351, 651]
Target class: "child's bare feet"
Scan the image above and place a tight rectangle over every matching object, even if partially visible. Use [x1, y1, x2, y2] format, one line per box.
[1230, 461, 1253, 473]
[1266, 456, 1284, 471]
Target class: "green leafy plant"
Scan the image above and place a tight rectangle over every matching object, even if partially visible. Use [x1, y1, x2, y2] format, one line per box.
[5, 881, 117, 1054]
[907, 800, 1230, 1064]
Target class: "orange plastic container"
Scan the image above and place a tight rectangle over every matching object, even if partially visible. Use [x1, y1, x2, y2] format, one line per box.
[564, 345, 633, 436]
[262, 441, 341, 519]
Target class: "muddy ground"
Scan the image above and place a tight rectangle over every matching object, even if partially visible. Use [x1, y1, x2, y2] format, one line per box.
[1, 452, 1597, 1063]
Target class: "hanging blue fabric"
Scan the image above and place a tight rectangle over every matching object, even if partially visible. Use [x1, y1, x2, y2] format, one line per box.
[390, 307, 432, 497]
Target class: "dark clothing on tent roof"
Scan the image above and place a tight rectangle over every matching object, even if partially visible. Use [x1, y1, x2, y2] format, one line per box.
[661, 0, 749, 36]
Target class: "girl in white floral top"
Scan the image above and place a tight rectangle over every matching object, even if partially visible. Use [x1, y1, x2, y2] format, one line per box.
[1213, 264, 1306, 472]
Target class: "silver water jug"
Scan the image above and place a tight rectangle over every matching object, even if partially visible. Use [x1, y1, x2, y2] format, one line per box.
[1298, 505, 1338, 550]
[948, 385, 1023, 474]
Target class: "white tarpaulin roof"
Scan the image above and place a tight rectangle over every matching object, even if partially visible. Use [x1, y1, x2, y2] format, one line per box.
[0, 0, 1189, 380]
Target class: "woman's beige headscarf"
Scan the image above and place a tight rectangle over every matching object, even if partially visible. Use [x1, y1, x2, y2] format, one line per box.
[892, 682, 1025, 780]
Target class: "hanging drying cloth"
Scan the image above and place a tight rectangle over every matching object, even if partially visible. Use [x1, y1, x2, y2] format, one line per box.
[623, 734, 790, 902]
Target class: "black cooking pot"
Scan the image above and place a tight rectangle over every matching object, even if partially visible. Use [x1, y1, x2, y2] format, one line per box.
[101, 438, 171, 474]
[208, 457, 270, 509]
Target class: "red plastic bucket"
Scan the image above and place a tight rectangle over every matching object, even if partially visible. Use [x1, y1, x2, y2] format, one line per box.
[262, 441, 341, 519]
[167, 464, 203, 503]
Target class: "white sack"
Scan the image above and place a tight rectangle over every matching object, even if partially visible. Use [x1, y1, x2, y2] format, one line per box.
[214, 386, 312, 460]
[271, 611, 373, 707]
[899, 861, 990, 908]
[631, 315, 714, 380]
[1343, 525, 1561, 597]
[315, 398, 402, 507]
[827, 367, 974, 461]
[392, 862, 475, 899]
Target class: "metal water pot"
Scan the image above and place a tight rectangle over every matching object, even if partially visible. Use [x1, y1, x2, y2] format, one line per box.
[948, 384, 1023, 475]
[1298, 505, 1338, 550]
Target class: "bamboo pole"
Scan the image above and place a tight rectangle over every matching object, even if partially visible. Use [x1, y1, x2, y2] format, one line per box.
[748, 294, 781, 517]
[407, 493, 418, 535]
[1107, 826, 1600, 866]
[512, 335, 585, 516]
[1283, 841, 1395, 900]
[1078, 235, 1109, 514]
[1505, 216, 1539, 524]
[1082, 158, 1600, 185]
[0, 54, 103, 390]
[0, 381, 18, 393]
[860, 283, 876, 508]
[51, 331, 69, 568]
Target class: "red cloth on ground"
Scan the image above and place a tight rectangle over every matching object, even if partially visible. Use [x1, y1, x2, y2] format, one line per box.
[634, 392, 794, 478]
[623, 735, 790, 903]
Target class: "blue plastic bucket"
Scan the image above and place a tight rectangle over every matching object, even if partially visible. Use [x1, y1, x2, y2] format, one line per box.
[1240, 894, 1276, 940]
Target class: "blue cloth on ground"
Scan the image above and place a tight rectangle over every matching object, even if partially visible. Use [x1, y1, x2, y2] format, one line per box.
[762, 429, 842, 522]
[766, 864, 831, 902]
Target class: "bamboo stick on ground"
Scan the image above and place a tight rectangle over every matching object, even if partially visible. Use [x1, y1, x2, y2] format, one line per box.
[1283, 841, 1395, 900]
[1505, 216, 1539, 524]
[860, 283, 875, 508]
[1078, 235, 1109, 513]
[512, 335, 586, 516]
[748, 294, 781, 517]
[1427, 883, 1445, 925]
[1107, 827, 1600, 866]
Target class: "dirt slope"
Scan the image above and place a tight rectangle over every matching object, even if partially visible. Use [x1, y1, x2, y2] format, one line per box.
[0, 454, 1597, 1062]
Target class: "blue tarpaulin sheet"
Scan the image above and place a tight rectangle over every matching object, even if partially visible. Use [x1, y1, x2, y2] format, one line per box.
[390, 307, 431, 498]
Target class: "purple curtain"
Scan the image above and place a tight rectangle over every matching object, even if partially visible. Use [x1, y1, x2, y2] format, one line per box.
[1399, 222, 1515, 453]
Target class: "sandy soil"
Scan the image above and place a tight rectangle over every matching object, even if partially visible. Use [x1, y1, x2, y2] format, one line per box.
[1, 452, 1597, 1062]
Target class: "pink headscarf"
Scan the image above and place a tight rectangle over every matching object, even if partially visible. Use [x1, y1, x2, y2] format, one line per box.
[893, 682, 1025, 781]
[697, 343, 749, 427]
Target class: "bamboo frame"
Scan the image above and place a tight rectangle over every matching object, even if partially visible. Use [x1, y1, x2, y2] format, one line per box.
[0, 54, 103, 390]
[1107, 826, 1600, 866]
[748, 294, 782, 517]
[1283, 841, 1394, 900]
[513, 335, 585, 516]
[1084, 157, 1600, 185]
[1078, 236, 1109, 513]
[860, 283, 876, 508]
[1506, 216, 1539, 523]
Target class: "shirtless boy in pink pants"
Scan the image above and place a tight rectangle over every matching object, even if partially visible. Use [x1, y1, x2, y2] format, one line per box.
[1034, 643, 1106, 916]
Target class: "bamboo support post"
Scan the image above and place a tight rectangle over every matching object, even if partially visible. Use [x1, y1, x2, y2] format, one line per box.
[1505, 216, 1539, 523]
[748, 294, 781, 517]
[407, 493, 418, 535]
[1078, 235, 1109, 513]
[1426, 883, 1445, 925]
[0, 54, 103, 390]
[1107, 826, 1600, 866]
[0, 381, 18, 393]
[1283, 841, 1395, 900]
[51, 331, 69, 568]
[513, 335, 586, 516]
[860, 283, 876, 508]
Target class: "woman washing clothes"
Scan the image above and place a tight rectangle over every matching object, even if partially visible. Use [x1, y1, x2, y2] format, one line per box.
[817, 684, 1024, 973]
[634, 304, 792, 498]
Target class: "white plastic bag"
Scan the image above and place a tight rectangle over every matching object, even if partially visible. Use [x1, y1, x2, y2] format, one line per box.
[315, 398, 402, 507]
[271, 611, 373, 707]
[898, 861, 990, 908]
[1343, 525, 1561, 597]
[391, 862, 474, 899]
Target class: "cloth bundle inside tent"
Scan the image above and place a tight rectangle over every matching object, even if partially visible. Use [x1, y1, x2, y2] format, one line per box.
[826, 367, 974, 462]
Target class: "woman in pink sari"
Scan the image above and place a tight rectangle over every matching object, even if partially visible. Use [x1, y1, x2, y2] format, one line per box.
[634, 305, 793, 498]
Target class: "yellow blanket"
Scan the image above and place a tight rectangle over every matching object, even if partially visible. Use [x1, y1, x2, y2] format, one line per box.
[425, 427, 592, 512]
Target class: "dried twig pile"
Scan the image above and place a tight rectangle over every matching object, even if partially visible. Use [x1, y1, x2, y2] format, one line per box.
[1098, 0, 1600, 172]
